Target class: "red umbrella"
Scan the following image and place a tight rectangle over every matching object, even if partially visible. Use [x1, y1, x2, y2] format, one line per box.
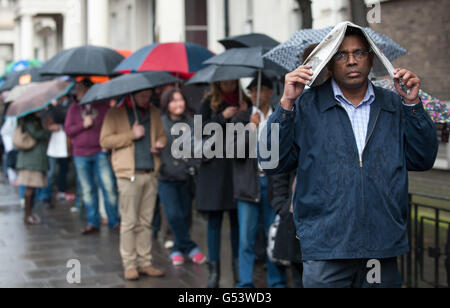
[114, 42, 215, 79]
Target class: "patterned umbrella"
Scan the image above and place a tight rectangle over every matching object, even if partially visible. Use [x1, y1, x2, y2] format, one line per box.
[372, 77, 449, 123]
[264, 26, 407, 73]
[114, 42, 215, 79]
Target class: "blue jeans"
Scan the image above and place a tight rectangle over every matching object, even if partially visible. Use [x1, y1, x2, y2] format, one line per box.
[158, 180, 199, 257]
[302, 258, 402, 288]
[237, 176, 287, 288]
[207, 210, 239, 263]
[73, 152, 119, 229]
[41, 157, 69, 200]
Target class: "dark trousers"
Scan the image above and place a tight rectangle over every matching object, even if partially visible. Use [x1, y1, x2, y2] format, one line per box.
[302, 258, 402, 288]
[291, 263, 303, 288]
[207, 210, 239, 262]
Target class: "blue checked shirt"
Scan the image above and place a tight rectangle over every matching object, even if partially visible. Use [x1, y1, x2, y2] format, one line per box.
[331, 78, 375, 157]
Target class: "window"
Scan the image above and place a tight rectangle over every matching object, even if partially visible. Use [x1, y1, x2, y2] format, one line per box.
[185, 0, 208, 47]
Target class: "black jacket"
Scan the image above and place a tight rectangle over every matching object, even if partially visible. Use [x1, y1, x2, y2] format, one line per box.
[159, 115, 197, 182]
[195, 99, 236, 212]
[230, 106, 263, 203]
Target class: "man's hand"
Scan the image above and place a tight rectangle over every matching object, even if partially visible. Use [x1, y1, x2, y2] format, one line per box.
[280, 65, 313, 110]
[151, 141, 165, 154]
[222, 106, 239, 119]
[132, 121, 145, 140]
[393, 68, 420, 105]
[250, 113, 261, 127]
[48, 124, 61, 132]
[83, 115, 94, 129]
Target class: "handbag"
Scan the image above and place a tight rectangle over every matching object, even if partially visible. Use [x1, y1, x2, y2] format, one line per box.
[267, 216, 291, 267]
[13, 124, 37, 151]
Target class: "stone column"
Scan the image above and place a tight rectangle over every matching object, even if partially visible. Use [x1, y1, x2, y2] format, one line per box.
[20, 14, 33, 60]
[87, 0, 109, 46]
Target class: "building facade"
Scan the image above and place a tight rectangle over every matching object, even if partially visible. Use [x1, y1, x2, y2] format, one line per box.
[0, 0, 352, 64]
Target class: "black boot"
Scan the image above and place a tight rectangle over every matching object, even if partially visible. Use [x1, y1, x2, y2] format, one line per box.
[232, 258, 239, 284]
[207, 261, 220, 288]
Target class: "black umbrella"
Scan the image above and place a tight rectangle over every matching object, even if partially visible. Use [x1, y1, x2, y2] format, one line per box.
[219, 33, 280, 50]
[40, 45, 124, 77]
[203, 47, 286, 75]
[203, 47, 287, 108]
[80, 72, 181, 105]
[186, 65, 257, 85]
[0, 67, 52, 92]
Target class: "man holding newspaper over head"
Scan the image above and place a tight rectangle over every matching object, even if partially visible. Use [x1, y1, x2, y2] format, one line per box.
[258, 22, 438, 288]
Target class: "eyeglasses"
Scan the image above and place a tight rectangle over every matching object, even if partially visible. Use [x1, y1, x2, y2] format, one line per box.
[333, 49, 371, 63]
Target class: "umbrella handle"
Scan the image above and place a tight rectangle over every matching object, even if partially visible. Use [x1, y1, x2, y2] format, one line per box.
[238, 82, 243, 103]
[129, 95, 139, 123]
[256, 70, 262, 109]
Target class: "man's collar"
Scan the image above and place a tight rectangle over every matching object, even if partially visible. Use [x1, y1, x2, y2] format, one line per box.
[316, 78, 395, 113]
[331, 78, 375, 108]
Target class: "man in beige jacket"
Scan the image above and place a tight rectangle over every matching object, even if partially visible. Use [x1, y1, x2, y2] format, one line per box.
[100, 89, 167, 280]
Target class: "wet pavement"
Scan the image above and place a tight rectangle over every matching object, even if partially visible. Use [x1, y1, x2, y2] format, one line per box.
[0, 169, 448, 288]
[0, 172, 269, 288]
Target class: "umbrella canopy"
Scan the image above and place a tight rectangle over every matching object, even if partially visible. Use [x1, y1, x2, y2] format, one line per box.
[4, 83, 38, 103]
[80, 72, 181, 105]
[6, 80, 74, 118]
[186, 64, 258, 85]
[203, 47, 286, 108]
[219, 33, 280, 50]
[0, 67, 52, 92]
[114, 42, 215, 79]
[4, 59, 42, 75]
[204, 47, 287, 76]
[40, 45, 124, 77]
[372, 77, 449, 123]
[264, 26, 407, 73]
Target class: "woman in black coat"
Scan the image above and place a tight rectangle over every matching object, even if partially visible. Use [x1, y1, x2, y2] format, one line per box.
[269, 170, 303, 288]
[195, 80, 248, 288]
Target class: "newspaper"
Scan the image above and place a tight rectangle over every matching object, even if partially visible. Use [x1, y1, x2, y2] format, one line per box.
[303, 21, 400, 88]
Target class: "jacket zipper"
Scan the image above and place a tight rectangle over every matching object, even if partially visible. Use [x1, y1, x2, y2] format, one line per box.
[360, 109, 381, 168]
[359, 108, 381, 238]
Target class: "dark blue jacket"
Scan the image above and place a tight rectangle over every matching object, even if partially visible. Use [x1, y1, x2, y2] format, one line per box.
[259, 79, 438, 260]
